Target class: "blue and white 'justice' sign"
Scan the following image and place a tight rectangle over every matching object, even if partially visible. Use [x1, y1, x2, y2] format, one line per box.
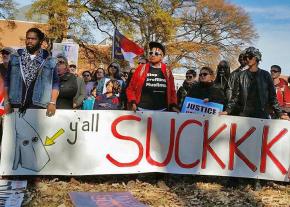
[181, 97, 224, 115]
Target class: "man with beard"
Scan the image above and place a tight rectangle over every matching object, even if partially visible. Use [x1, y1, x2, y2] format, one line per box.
[4, 28, 59, 116]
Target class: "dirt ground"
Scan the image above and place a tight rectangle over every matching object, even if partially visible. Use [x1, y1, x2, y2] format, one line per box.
[15, 174, 289, 207]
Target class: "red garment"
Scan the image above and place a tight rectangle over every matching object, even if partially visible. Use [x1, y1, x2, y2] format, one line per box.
[274, 78, 289, 107]
[0, 75, 4, 115]
[126, 63, 177, 109]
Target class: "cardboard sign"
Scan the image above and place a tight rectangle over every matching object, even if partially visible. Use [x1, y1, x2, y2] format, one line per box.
[181, 97, 223, 115]
[69, 192, 147, 207]
[52, 41, 79, 66]
[0, 180, 27, 207]
[0, 110, 289, 182]
[102, 78, 124, 97]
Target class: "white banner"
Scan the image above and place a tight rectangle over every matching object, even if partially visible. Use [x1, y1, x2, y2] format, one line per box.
[0, 110, 289, 182]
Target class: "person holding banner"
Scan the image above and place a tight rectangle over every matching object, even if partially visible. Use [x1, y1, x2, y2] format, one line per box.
[221, 47, 289, 120]
[126, 42, 179, 112]
[4, 28, 59, 116]
[177, 69, 197, 108]
[187, 66, 226, 107]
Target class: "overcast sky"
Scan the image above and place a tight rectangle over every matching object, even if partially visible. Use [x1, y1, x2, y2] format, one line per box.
[16, 0, 290, 74]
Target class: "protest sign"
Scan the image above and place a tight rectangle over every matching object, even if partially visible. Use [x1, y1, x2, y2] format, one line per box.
[0, 180, 27, 207]
[102, 78, 124, 97]
[0, 110, 289, 182]
[69, 192, 147, 207]
[181, 97, 223, 115]
[52, 41, 79, 66]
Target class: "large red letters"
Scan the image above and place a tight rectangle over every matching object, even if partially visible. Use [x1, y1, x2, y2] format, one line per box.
[229, 124, 257, 171]
[106, 115, 143, 167]
[146, 117, 175, 167]
[175, 120, 202, 168]
[201, 120, 227, 169]
[260, 126, 288, 175]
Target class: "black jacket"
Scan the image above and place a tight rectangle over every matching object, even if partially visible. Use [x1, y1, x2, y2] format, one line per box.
[57, 72, 78, 109]
[226, 69, 282, 118]
[188, 82, 226, 107]
[177, 80, 197, 107]
[227, 67, 243, 101]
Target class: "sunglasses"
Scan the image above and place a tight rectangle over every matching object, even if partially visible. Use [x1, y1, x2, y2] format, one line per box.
[186, 75, 193, 79]
[110, 65, 118, 69]
[83, 74, 91, 77]
[58, 60, 66, 64]
[199, 73, 210, 77]
[244, 54, 255, 60]
[270, 70, 280, 73]
[1, 51, 10, 55]
[149, 51, 162, 56]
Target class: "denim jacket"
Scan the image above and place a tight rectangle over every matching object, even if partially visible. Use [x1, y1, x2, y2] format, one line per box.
[5, 49, 59, 108]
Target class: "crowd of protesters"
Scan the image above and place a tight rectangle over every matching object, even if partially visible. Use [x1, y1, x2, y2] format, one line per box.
[1, 27, 290, 123]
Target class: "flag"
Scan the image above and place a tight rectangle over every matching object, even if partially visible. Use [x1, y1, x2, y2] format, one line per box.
[113, 29, 144, 62]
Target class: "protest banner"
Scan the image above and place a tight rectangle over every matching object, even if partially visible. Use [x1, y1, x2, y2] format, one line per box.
[52, 40, 79, 66]
[181, 97, 223, 115]
[0, 110, 289, 182]
[69, 192, 147, 207]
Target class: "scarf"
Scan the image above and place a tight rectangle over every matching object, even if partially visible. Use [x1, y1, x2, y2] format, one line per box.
[19, 49, 45, 115]
[20, 48, 44, 88]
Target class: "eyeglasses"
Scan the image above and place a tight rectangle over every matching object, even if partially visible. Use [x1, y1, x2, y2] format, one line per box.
[199, 73, 210, 77]
[270, 70, 280, 73]
[149, 51, 162, 56]
[186, 75, 193, 79]
[110, 66, 118, 69]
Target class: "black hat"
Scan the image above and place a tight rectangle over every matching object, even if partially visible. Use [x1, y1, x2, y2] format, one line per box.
[0, 47, 15, 54]
[149, 42, 165, 55]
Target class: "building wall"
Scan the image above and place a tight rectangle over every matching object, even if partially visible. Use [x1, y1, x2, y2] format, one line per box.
[0, 19, 47, 48]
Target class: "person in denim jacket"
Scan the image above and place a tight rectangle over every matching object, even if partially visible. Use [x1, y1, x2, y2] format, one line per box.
[4, 28, 59, 116]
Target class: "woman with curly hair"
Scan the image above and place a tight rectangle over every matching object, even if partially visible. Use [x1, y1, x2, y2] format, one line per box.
[93, 79, 121, 110]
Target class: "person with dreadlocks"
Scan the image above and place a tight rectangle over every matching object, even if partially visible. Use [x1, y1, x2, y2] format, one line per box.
[4, 28, 59, 116]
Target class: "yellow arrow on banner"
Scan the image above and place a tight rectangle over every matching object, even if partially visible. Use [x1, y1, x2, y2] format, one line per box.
[45, 128, 65, 146]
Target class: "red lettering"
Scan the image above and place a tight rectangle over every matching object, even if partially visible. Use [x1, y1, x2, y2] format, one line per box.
[202, 120, 227, 169]
[260, 126, 288, 174]
[106, 115, 143, 167]
[229, 124, 257, 171]
[146, 117, 175, 167]
[175, 120, 202, 168]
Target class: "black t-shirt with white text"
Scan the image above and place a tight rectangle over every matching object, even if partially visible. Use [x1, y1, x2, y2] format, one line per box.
[138, 66, 167, 110]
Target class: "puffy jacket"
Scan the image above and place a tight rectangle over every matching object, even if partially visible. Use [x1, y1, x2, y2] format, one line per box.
[226, 68, 282, 118]
[126, 63, 177, 110]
